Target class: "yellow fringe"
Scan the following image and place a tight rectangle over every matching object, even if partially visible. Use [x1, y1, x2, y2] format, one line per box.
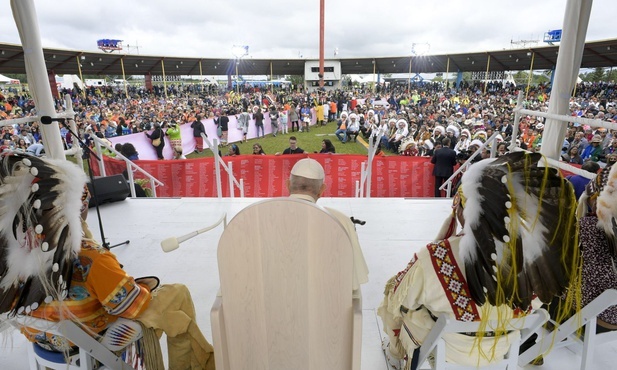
[139, 323, 165, 370]
[470, 154, 583, 363]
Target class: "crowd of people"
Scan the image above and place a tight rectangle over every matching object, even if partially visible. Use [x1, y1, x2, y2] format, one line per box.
[1, 78, 617, 370]
[0, 80, 615, 167]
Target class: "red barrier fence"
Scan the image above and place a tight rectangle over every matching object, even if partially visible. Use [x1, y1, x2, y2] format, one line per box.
[90, 154, 437, 198]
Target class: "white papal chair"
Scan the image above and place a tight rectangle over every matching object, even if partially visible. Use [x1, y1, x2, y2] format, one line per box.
[416, 309, 549, 370]
[211, 198, 362, 370]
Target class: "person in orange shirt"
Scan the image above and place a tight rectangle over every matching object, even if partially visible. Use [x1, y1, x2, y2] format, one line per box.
[328, 101, 336, 122]
[521, 127, 536, 149]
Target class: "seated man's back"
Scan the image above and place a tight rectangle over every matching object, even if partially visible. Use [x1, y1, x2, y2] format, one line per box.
[379, 152, 582, 369]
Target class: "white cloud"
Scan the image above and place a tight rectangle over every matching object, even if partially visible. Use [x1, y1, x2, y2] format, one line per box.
[0, 0, 614, 60]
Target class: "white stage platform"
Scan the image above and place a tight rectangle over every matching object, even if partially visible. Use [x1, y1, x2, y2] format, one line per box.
[1, 197, 616, 369]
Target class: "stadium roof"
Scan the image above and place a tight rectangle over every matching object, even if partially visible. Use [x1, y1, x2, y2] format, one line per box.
[0, 38, 615, 77]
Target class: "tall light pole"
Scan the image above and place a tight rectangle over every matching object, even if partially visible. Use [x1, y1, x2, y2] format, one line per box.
[232, 45, 249, 94]
[408, 43, 430, 93]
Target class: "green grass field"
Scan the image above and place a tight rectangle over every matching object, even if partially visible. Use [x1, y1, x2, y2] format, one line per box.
[185, 121, 384, 158]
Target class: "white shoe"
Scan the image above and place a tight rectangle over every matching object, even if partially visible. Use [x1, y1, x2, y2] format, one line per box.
[382, 338, 403, 370]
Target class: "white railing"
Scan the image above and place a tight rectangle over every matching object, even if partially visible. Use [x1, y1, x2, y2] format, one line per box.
[439, 90, 617, 196]
[511, 90, 617, 179]
[92, 136, 164, 198]
[201, 133, 244, 198]
[356, 129, 386, 198]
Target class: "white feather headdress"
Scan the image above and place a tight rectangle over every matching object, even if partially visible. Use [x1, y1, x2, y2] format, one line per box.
[0, 153, 87, 316]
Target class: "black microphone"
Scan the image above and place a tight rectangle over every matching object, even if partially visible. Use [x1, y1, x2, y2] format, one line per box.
[40, 116, 67, 125]
[350, 217, 366, 226]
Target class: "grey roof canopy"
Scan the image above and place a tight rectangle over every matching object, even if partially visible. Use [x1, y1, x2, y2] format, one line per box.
[0, 38, 615, 77]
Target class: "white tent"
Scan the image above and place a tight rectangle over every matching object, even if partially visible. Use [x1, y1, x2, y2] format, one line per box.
[0, 74, 20, 84]
[55, 74, 84, 90]
[347, 74, 384, 84]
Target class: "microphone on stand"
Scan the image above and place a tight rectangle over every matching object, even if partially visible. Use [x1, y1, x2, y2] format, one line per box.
[161, 214, 227, 253]
[40, 116, 67, 125]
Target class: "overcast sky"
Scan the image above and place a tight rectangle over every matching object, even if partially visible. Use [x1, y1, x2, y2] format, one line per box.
[0, 0, 615, 60]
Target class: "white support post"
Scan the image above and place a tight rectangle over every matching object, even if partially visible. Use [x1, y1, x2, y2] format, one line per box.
[228, 161, 235, 198]
[509, 91, 524, 152]
[364, 130, 384, 198]
[150, 179, 158, 197]
[202, 133, 223, 198]
[359, 162, 366, 198]
[541, 0, 593, 160]
[126, 167, 137, 198]
[63, 95, 84, 169]
[92, 139, 107, 177]
[11, 0, 65, 159]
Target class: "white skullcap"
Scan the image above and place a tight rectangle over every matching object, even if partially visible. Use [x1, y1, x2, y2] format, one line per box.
[291, 158, 325, 180]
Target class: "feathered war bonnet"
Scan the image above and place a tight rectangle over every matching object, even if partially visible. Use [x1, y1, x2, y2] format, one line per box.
[0, 152, 87, 316]
[457, 152, 581, 313]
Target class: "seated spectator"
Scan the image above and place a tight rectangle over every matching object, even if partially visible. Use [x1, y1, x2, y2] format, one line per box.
[252, 143, 266, 155]
[173, 146, 186, 159]
[319, 139, 336, 154]
[581, 135, 604, 162]
[16, 138, 28, 151]
[276, 136, 307, 155]
[388, 119, 409, 153]
[567, 161, 600, 200]
[495, 142, 508, 156]
[335, 112, 349, 143]
[26, 142, 44, 156]
[345, 113, 361, 143]
[227, 143, 240, 156]
[601, 138, 617, 163]
[120, 142, 140, 161]
[0, 139, 10, 152]
[562, 145, 584, 165]
[569, 131, 589, 153]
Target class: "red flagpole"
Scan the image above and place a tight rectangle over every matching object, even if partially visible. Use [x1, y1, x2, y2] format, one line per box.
[319, 0, 325, 88]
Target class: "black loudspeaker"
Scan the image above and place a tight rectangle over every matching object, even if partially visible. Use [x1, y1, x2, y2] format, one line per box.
[87, 175, 131, 208]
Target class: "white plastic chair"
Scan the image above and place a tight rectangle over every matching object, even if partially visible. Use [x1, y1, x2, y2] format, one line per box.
[211, 198, 362, 370]
[10, 316, 142, 370]
[518, 289, 617, 369]
[415, 309, 549, 370]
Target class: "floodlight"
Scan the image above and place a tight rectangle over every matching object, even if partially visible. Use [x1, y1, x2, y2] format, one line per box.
[232, 45, 249, 58]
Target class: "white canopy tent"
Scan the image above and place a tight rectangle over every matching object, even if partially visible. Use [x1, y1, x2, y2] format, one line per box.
[0, 74, 20, 84]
